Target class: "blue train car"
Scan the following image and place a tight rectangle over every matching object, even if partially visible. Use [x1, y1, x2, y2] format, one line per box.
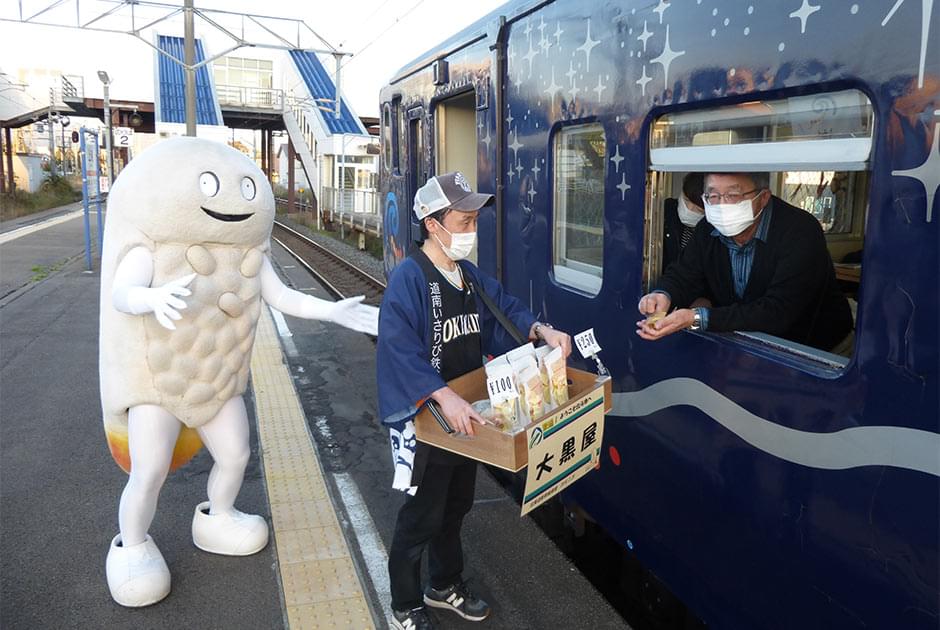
[379, 2, 939, 628]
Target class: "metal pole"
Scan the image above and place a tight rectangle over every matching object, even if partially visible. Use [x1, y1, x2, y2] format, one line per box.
[79, 130, 93, 271]
[0, 126, 5, 194]
[287, 138, 295, 214]
[333, 54, 341, 119]
[48, 88, 57, 178]
[93, 132, 104, 253]
[3, 127, 13, 194]
[184, 0, 197, 136]
[339, 132, 345, 215]
[102, 82, 114, 184]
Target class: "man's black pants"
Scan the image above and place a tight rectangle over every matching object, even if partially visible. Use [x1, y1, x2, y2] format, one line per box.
[388, 452, 477, 611]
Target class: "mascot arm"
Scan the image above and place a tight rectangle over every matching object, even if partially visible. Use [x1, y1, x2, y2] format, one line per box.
[260, 255, 379, 335]
[112, 246, 195, 331]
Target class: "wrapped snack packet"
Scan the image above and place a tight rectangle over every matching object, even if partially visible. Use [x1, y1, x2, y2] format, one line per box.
[485, 362, 519, 431]
[535, 345, 553, 407]
[544, 346, 569, 407]
[506, 342, 536, 364]
[517, 365, 545, 423]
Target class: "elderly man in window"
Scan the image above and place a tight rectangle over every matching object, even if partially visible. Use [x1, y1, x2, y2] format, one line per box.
[637, 171, 854, 354]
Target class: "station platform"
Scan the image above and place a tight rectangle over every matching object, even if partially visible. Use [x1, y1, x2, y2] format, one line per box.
[0, 206, 629, 629]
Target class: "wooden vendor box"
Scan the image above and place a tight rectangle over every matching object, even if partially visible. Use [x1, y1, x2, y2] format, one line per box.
[415, 366, 612, 472]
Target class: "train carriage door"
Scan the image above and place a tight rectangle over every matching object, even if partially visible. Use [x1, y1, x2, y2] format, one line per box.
[435, 91, 479, 264]
[406, 106, 427, 219]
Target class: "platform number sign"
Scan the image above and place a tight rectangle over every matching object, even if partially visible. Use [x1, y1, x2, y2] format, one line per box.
[113, 127, 133, 148]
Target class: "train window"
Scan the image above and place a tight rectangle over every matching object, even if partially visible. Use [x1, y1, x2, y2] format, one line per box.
[553, 123, 605, 295]
[381, 102, 392, 171]
[646, 89, 875, 368]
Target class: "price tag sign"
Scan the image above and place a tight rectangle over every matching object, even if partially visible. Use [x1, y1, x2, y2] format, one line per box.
[574, 328, 602, 358]
[486, 373, 518, 403]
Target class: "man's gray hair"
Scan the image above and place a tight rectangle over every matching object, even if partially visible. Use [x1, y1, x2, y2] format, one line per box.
[705, 171, 771, 190]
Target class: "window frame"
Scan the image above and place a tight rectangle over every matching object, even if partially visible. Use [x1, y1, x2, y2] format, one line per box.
[644, 88, 876, 374]
[550, 120, 607, 297]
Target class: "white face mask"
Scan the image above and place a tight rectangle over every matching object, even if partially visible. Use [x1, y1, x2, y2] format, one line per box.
[677, 196, 704, 228]
[704, 196, 762, 237]
[433, 221, 476, 261]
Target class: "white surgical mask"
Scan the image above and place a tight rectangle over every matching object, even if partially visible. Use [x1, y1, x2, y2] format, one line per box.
[434, 221, 476, 261]
[677, 196, 704, 228]
[704, 197, 762, 237]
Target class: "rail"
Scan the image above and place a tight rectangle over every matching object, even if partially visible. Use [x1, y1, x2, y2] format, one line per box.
[271, 220, 385, 305]
[276, 197, 383, 239]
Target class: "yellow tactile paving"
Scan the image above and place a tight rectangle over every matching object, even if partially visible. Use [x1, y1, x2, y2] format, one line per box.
[251, 309, 376, 630]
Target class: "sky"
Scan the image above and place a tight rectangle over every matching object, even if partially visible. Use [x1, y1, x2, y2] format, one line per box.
[0, 0, 508, 120]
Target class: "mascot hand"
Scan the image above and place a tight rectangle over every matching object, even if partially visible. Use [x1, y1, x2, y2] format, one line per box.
[330, 296, 379, 336]
[127, 273, 196, 330]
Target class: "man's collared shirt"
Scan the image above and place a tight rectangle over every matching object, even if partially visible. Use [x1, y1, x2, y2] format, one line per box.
[712, 200, 774, 299]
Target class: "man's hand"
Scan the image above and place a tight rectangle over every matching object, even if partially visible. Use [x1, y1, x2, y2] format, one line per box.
[636, 308, 694, 341]
[538, 327, 572, 359]
[125, 273, 196, 330]
[330, 296, 379, 335]
[431, 386, 487, 436]
[637, 291, 671, 316]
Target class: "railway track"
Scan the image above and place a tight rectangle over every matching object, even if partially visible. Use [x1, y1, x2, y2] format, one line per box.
[271, 220, 386, 305]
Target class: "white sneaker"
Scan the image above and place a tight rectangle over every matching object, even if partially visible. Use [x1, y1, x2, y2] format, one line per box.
[191, 501, 269, 556]
[105, 534, 171, 607]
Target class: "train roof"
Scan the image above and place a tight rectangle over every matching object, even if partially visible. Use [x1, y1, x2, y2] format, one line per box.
[388, 0, 535, 86]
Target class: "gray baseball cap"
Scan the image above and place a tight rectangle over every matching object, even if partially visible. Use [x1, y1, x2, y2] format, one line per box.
[413, 171, 494, 220]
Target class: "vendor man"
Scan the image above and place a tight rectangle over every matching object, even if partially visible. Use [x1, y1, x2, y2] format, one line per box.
[376, 172, 572, 630]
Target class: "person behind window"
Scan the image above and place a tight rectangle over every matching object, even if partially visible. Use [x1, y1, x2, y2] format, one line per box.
[636, 171, 854, 355]
[662, 172, 705, 272]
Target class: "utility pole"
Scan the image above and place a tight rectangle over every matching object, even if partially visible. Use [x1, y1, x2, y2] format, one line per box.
[184, 0, 197, 136]
[47, 88, 57, 177]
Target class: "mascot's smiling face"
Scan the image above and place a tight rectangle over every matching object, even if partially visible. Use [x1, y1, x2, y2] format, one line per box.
[109, 136, 275, 246]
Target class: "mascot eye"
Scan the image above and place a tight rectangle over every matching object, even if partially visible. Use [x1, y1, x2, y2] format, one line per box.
[199, 172, 219, 197]
[241, 177, 256, 201]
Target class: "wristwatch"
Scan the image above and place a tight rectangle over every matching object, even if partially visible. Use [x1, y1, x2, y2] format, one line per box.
[533, 322, 553, 339]
[689, 308, 703, 331]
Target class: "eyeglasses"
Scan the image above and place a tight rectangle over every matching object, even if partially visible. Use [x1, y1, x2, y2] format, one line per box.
[702, 188, 761, 205]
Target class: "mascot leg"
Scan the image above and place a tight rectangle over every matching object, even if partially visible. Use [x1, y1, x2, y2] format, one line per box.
[190, 395, 269, 556]
[106, 404, 180, 607]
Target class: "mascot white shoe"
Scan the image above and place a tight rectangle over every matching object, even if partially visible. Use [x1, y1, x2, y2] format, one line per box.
[99, 137, 379, 607]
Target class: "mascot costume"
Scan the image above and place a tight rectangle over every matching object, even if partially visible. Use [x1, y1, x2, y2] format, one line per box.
[99, 137, 378, 607]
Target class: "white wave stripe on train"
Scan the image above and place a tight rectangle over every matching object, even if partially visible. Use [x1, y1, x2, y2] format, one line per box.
[610, 378, 940, 477]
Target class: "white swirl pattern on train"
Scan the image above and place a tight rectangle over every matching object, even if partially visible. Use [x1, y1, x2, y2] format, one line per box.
[610, 378, 940, 477]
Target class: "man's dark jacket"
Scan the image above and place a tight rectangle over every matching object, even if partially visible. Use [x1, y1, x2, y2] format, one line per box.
[655, 196, 853, 351]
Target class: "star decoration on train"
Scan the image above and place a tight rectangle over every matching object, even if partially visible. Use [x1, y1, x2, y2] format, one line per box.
[553, 22, 564, 46]
[651, 24, 685, 87]
[515, 160, 524, 180]
[892, 121, 940, 223]
[509, 128, 523, 162]
[653, 0, 670, 24]
[570, 77, 581, 99]
[528, 182, 537, 202]
[789, 0, 821, 34]
[616, 173, 631, 201]
[524, 38, 539, 77]
[610, 145, 624, 173]
[565, 61, 577, 86]
[881, 0, 935, 89]
[544, 68, 561, 98]
[577, 19, 600, 72]
[593, 75, 607, 100]
[532, 159, 541, 183]
[637, 21, 653, 52]
[481, 125, 491, 152]
[636, 65, 652, 96]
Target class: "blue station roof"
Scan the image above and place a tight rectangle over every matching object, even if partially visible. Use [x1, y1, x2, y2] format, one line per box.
[289, 50, 363, 135]
[156, 35, 220, 125]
